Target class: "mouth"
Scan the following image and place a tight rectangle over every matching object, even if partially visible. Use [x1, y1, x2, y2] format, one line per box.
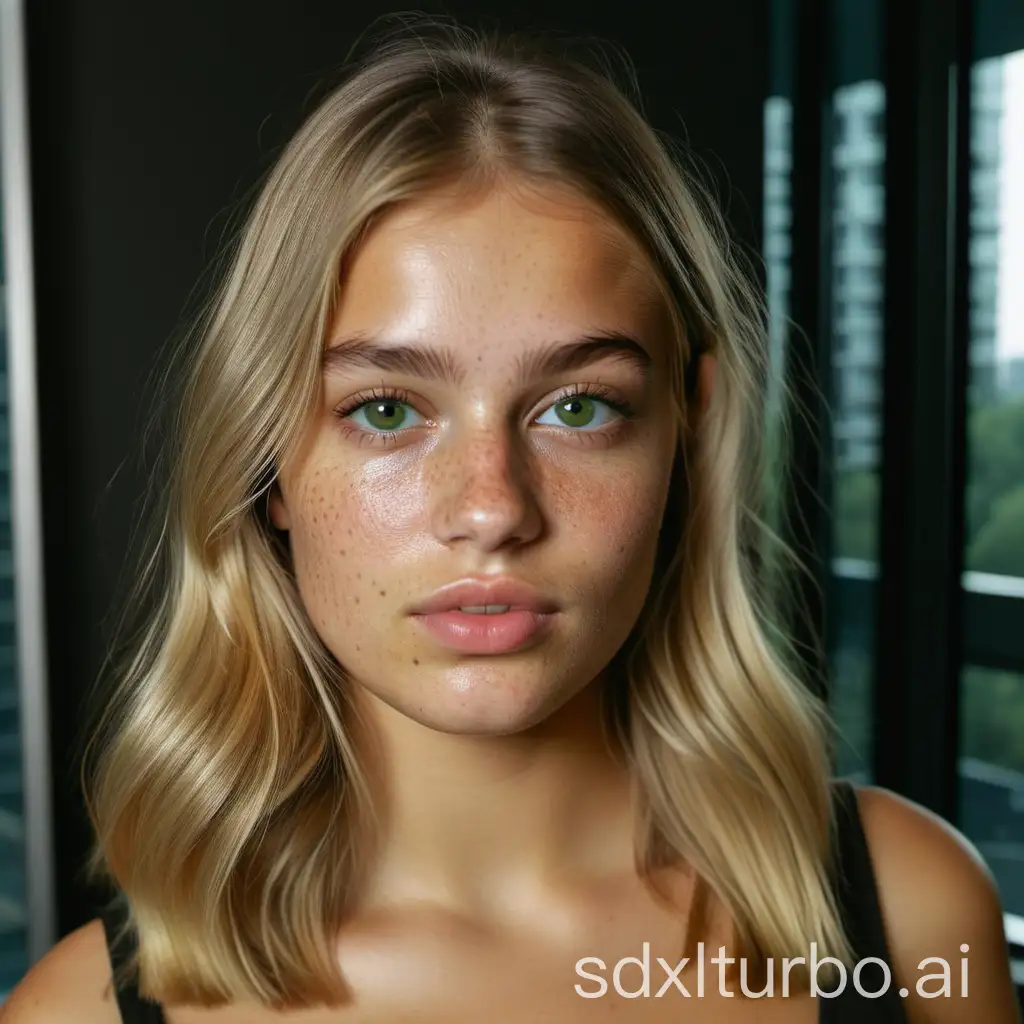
[408, 576, 559, 655]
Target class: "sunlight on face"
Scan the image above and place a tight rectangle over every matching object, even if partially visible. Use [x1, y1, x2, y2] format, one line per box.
[270, 181, 679, 734]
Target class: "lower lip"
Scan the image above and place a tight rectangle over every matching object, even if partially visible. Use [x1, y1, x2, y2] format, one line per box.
[412, 609, 554, 654]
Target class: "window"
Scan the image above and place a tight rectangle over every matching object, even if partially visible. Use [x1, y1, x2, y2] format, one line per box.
[959, 4, 1024, 919]
[767, 0, 1024, 970]
[0, 0, 55, 996]
[827, 0, 885, 780]
[764, 0, 885, 781]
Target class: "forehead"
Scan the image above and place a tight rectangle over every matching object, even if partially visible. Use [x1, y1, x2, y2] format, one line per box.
[330, 184, 672, 354]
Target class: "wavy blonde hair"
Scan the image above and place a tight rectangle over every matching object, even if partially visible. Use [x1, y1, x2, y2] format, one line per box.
[81, 15, 847, 1008]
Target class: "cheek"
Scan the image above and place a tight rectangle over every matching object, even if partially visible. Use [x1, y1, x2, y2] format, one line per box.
[284, 457, 428, 617]
[542, 455, 671, 590]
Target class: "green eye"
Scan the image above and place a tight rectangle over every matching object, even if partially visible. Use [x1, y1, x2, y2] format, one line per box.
[351, 399, 421, 432]
[536, 394, 616, 430]
[558, 396, 595, 427]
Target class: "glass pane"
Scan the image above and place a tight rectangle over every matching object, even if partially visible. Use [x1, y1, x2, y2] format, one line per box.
[0, 154, 27, 996]
[763, 0, 882, 780]
[960, 0, 1024, 923]
[828, 0, 885, 781]
[0, 322, 26, 998]
[762, 99, 792, 536]
[762, 0, 793, 538]
[961, 666, 1024, 917]
[965, 49, 1024, 578]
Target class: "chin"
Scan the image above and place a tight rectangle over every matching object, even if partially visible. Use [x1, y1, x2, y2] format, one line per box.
[387, 669, 585, 737]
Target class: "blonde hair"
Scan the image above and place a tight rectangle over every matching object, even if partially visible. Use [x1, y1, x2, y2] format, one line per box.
[81, 15, 848, 1008]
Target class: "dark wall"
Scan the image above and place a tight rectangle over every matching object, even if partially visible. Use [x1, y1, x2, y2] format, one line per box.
[24, 0, 767, 933]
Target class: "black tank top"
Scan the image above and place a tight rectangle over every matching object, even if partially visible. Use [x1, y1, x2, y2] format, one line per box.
[98, 780, 907, 1023]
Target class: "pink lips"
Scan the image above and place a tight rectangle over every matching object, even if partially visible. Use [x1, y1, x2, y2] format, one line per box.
[408, 577, 559, 655]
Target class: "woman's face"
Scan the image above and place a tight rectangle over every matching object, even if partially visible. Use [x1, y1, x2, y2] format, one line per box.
[270, 181, 679, 734]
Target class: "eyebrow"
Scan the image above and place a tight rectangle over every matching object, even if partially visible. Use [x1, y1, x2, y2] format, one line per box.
[321, 331, 655, 386]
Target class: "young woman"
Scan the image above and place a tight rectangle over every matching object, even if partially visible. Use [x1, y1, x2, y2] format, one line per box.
[3, 17, 1019, 1024]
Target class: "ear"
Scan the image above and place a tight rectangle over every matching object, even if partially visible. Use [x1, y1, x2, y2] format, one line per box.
[688, 352, 717, 429]
[268, 480, 291, 531]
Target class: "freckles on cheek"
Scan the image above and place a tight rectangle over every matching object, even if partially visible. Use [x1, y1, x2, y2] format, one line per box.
[293, 459, 414, 551]
[343, 459, 426, 553]
[286, 472, 356, 626]
[550, 461, 667, 576]
[287, 458, 427, 618]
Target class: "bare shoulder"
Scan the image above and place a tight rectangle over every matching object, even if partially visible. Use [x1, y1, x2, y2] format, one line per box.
[852, 784, 1021, 1022]
[0, 918, 120, 1023]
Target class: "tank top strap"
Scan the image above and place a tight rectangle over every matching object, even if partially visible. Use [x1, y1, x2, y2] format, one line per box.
[99, 896, 167, 1024]
[819, 779, 907, 1023]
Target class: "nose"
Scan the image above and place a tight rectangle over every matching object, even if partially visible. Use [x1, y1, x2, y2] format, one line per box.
[429, 424, 544, 554]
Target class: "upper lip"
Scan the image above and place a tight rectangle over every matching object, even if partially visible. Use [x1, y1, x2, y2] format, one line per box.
[409, 577, 559, 615]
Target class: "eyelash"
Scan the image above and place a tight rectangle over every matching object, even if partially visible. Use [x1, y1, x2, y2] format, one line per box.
[332, 383, 636, 449]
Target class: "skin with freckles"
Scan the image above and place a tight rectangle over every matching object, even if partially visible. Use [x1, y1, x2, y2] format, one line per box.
[269, 181, 680, 741]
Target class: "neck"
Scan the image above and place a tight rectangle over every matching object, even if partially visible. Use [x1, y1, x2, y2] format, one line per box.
[351, 677, 638, 916]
